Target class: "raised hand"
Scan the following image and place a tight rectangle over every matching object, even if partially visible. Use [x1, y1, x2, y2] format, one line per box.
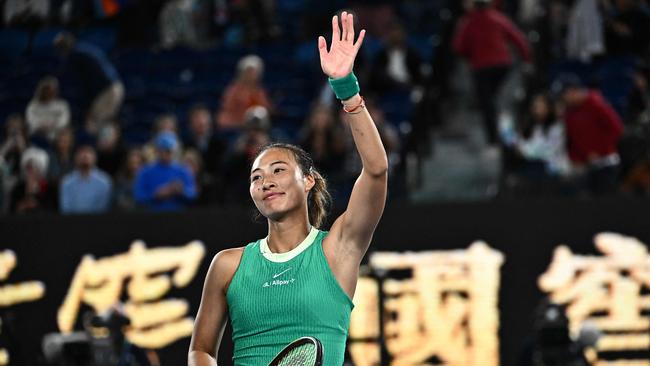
[318, 11, 366, 79]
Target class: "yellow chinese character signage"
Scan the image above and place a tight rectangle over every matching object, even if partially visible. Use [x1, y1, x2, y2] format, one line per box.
[349, 242, 504, 366]
[0, 249, 46, 366]
[57, 240, 205, 349]
[539, 232, 650, 365]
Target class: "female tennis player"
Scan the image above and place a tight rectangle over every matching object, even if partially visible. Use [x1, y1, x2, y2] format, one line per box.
[189, 11, 387, 366]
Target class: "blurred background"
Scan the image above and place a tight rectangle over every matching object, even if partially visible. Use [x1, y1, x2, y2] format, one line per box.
[0, 0, 649, 208]
[0, 0, 649, 365]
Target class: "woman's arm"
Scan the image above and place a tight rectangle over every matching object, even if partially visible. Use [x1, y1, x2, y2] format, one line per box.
[319, 13, 388, 265]
[189, 248, 242, 366]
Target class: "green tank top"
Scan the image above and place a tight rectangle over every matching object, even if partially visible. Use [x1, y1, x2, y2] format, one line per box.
[226, 228, 354, 365]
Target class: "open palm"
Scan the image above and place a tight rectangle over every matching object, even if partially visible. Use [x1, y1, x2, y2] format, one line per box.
[318, 12, 366, 79]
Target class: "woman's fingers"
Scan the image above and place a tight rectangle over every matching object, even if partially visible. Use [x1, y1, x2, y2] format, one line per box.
[318, 36, 327, 58]
[347, 13, 355, 43]
[339, 11, 347, 42]
[354, 29, 366, 51]
[332, 15, 340, 43]
[341, 11, 350, 42]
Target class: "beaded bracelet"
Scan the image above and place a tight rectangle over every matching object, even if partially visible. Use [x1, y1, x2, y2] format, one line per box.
[342, 96, 365, 114]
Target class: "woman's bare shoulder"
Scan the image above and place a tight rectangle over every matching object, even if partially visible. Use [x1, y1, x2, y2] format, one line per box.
[209, 247, 246, 291]
[212, 247, 245, 271]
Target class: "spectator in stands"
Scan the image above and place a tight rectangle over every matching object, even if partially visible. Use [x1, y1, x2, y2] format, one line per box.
[143, 114, 181, 163]
[627, 64, 649, 125]
[217, 55, 273, 130]
[159, 0, 202, 49]
[502, 93, 570, 195]
[230, 0, 281, 43]
[301, 0, 341, 41]
[47, 127, 75, 182]
[515, 93, 570, 177]
[3, 0, 49, 28]
[565, 0, 605, 63]
[0, 114, 29, 179]
[183, 104, 225, 177]
[244, 105, 288, 142]
[453, 0, 532, 146]
[60, 145, 112, 214]
[96, 123, 126, 177]
[9, 147, 55, 213]
[223, 112, 271, 202]
[54, 31, 124, 135]
[365, 100, 401, 174]
[621, 152, 650, 195]
[603, 0, 650, 58]
[299, 103, 347, 179]
[0, 114, 28, 212]
[26, 76, 70, 145]
[182, 148, 216, 205]
[336, 100, 401, 200]
[552, 74, 624, 196]
[134, 131, 196, 211]
[368, 22, 424, 96]
[153, 113, 179, 135]
[114, 148, 144, 211]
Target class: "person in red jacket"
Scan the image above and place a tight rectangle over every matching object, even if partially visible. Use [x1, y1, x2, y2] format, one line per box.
[552, 74, 624, 196]
[453, 0, 532, 146]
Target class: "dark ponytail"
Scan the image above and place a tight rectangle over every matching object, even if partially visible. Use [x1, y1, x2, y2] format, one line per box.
[307, 169, 331, 229]
[255, 143, 332, 228]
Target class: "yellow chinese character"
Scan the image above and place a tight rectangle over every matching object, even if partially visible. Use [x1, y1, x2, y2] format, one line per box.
[539, 232, 650, 363]
[0, 249, 46, 366]
[349, 242, 503, 366]
[57, 240, 205, 348]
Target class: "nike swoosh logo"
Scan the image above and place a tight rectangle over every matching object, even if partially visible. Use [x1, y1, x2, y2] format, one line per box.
[273, 268, 292, 278]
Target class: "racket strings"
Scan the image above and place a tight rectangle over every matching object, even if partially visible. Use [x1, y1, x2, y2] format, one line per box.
[277, 343, 317, 366]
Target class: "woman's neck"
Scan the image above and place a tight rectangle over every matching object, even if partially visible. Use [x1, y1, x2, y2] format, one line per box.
[266, 214, 312, 253]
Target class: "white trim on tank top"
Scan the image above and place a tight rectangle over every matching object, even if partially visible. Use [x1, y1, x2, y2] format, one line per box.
[259, 226, 319, 263]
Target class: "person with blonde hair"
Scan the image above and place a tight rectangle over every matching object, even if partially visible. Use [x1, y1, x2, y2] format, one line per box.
[216, 54, 273, 129]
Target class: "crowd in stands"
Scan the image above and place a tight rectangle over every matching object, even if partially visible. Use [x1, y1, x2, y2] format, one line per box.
[0, 0, 649, 215]
[449, 0, 649, 198]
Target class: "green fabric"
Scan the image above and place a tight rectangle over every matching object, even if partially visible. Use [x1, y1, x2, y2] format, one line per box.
[227, 231, 354, 365]
[328, 72, 360, 100]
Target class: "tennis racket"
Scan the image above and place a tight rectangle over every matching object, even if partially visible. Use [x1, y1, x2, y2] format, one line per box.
[268, 336, 323, 366]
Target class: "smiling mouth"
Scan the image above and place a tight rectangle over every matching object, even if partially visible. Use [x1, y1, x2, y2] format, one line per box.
[264, 193, 283, 200]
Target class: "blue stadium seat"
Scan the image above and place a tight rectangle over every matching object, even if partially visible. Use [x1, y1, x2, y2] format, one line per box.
[362, 35, 383, 65]
[115, 48, 153, 76]
[123, 75, 147, 100]
[0, 29, 29, 61]
[24, 54, 61, 76]
[78, 27, 116, 54]
[548, 60, 596, 86]
[408, 35, 434, 62]
[380, 91, 413, 126]
[32, 28, 64, 56]
[596, 56, 636, 116]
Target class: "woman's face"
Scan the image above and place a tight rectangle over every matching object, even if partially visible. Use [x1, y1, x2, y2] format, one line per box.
[249, 148, 314, 222]
[183, 153, 201, 175]
[127, 151, 143, 174]
[57, 131, 73, 151]
[241, 67, 260, 84]
[158, 118, 177, 133]
[42, 84, 57, 101]
[531, 95, 549, 121]
[6, 117, 24, 137]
